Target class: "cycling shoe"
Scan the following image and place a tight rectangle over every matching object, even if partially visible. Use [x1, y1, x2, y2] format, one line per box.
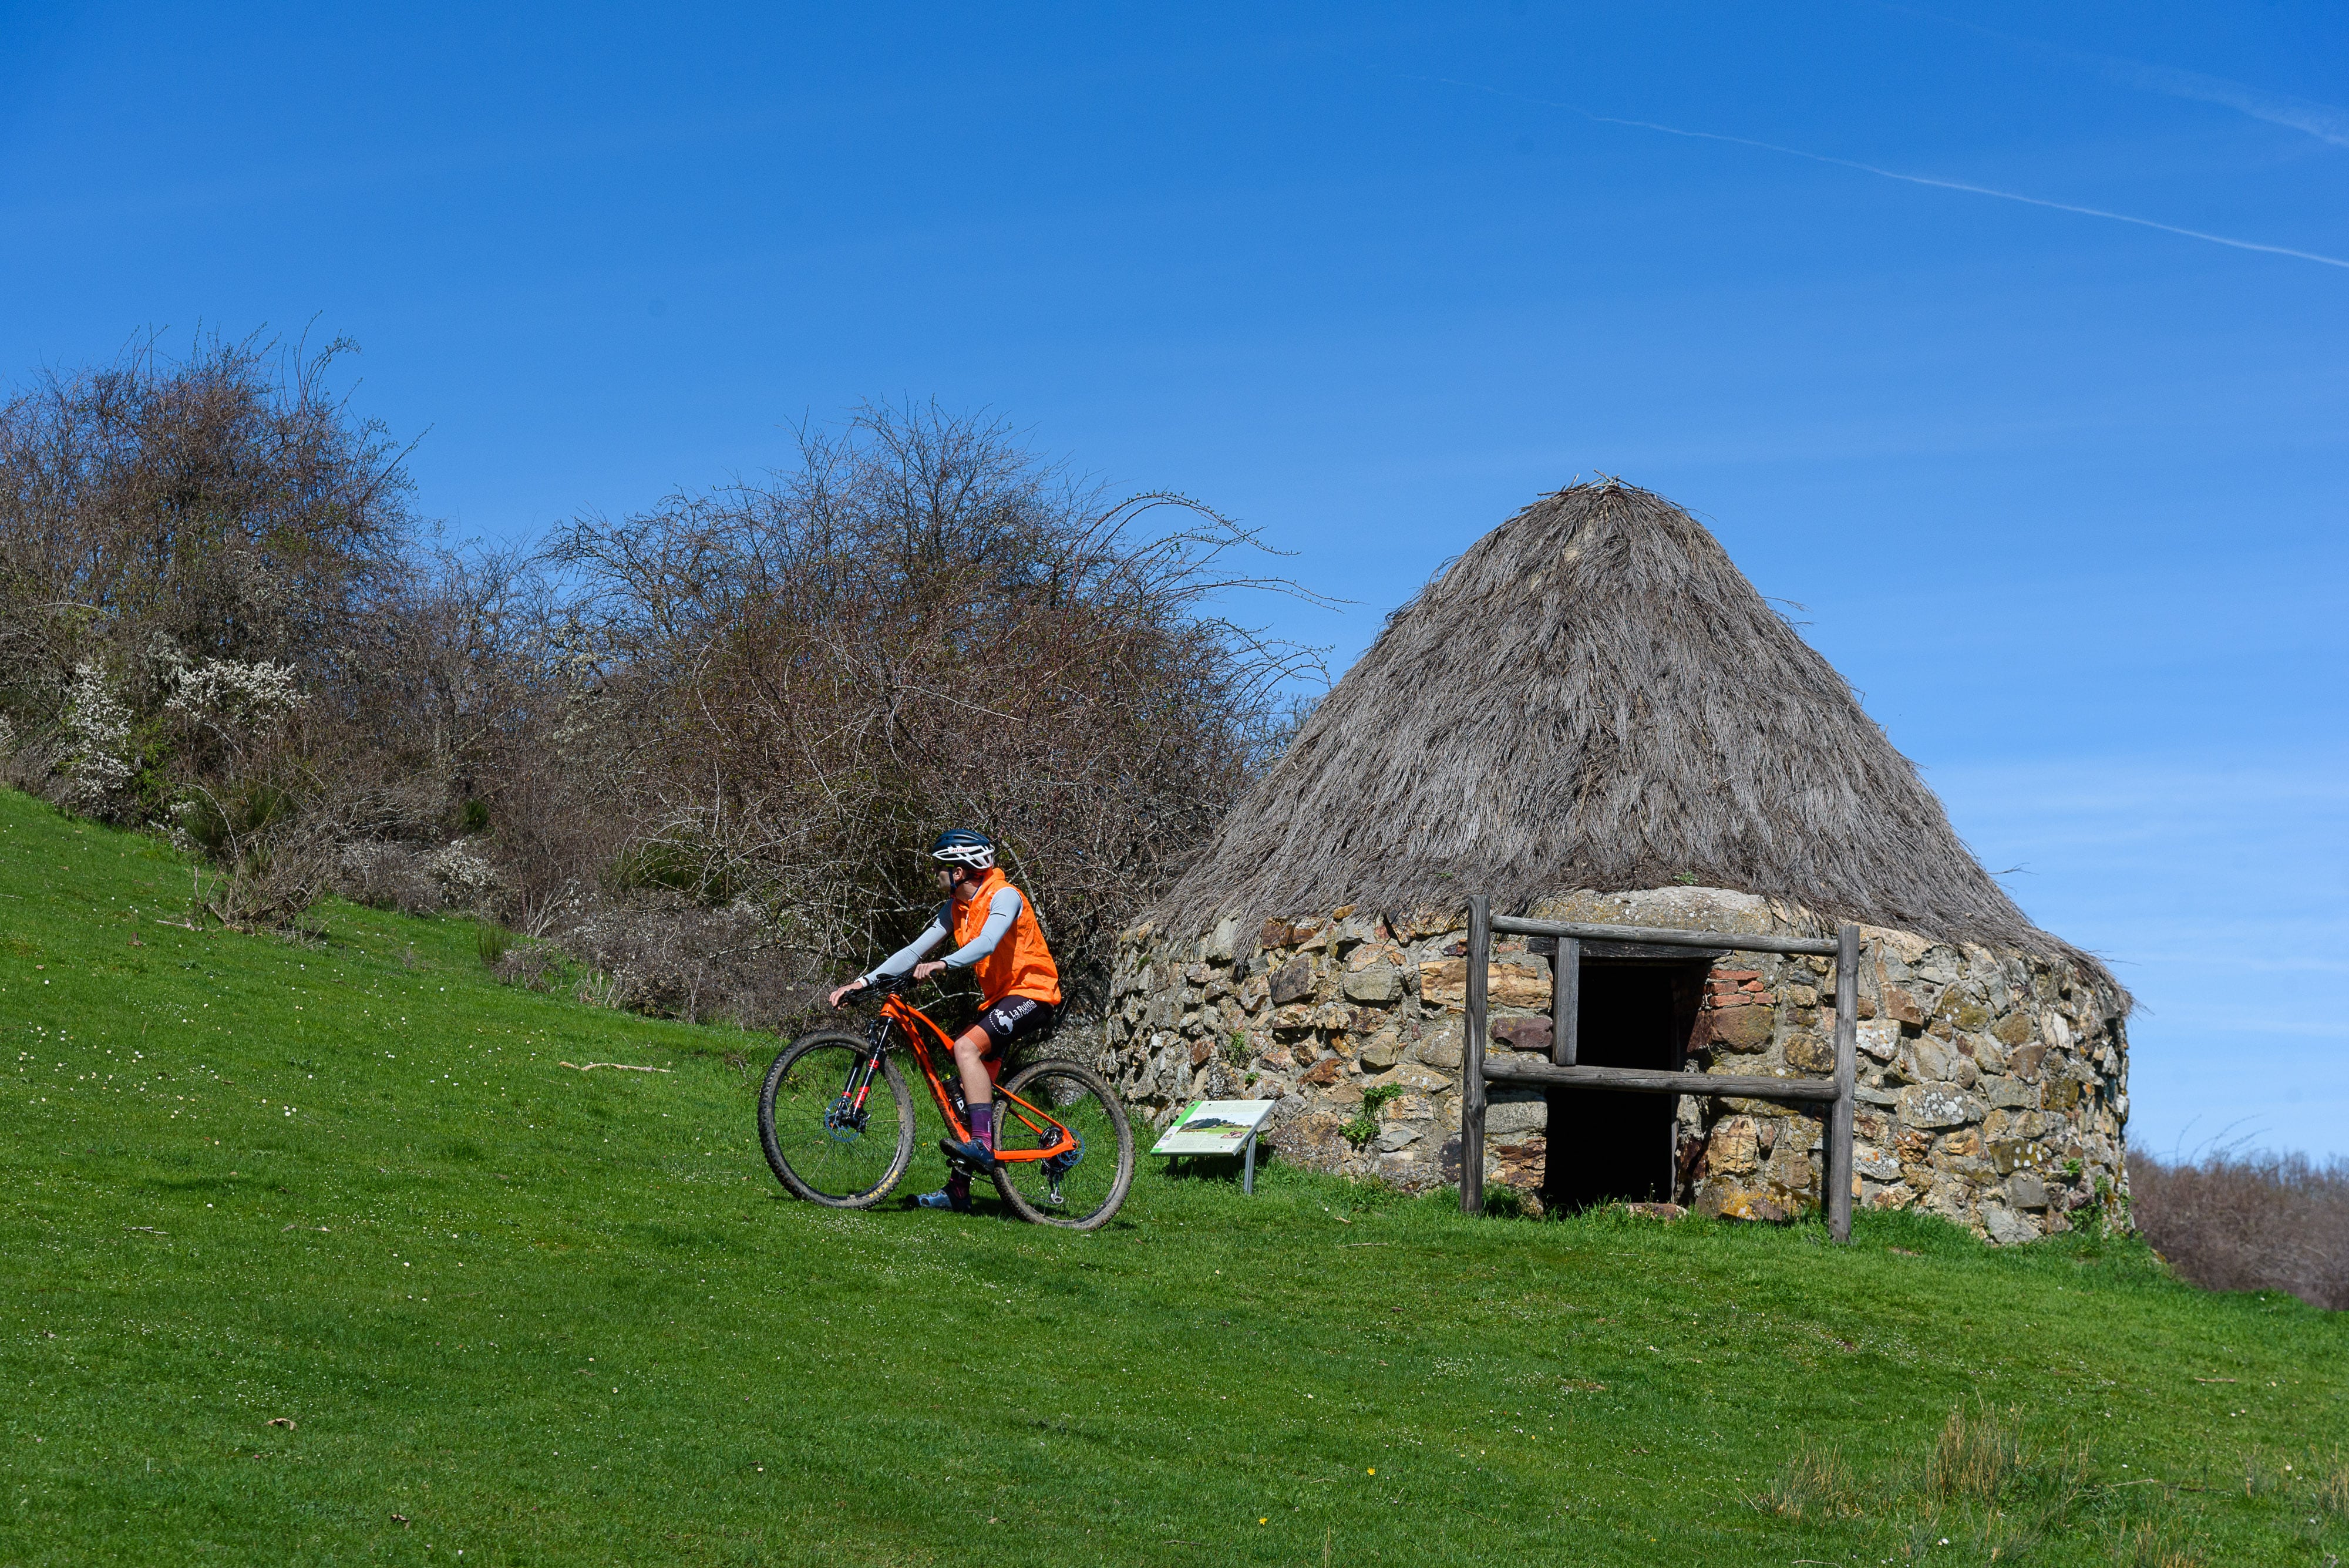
[938, 1135, 998, 1169]
[914, 1186, 971, 1213]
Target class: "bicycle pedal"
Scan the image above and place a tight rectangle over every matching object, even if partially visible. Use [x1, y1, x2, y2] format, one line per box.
[937, 1136, 999, 1170]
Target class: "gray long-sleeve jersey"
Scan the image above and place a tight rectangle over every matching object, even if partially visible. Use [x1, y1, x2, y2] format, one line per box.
[857, 886, 1025, 987]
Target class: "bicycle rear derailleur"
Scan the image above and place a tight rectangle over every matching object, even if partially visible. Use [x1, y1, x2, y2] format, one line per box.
[1040, 1132, 1083, 1205]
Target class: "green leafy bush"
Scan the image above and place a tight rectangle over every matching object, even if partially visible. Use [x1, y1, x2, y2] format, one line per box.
[1341, 1082, 1405, 1146]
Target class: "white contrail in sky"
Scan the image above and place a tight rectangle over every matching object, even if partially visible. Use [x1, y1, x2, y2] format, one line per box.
[1427, 78, 2349, 272]
[1880, 5, 2349, 150]
[2092, 60, 2349, 150]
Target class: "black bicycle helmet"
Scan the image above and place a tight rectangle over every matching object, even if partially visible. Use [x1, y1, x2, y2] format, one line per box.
[928, 829, 996, 870]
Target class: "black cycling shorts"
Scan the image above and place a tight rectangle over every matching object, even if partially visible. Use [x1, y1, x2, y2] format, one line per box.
[977, 994, 1059, 1054]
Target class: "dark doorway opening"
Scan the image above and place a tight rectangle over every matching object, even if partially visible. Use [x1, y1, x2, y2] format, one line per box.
[1542, 958, 1706, 1212]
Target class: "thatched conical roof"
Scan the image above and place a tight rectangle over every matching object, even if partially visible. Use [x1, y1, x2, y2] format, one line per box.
[1162, 480, 2107, 980]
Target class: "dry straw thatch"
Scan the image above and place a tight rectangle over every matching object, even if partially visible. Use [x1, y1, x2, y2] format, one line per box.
[1159, 480, 2112, 985]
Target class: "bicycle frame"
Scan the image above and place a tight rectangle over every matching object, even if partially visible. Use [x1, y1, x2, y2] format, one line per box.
[857, 988, 1076, 1165]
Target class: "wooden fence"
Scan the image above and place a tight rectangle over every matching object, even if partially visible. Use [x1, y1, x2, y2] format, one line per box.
[1456, 895, 1860, 1242]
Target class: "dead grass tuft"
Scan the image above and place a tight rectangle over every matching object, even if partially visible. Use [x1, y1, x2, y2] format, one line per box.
[1756, 1398, 2114, 1559]
[1927, 1398, 2035, 1504]
[2314, 1448, 2349, 1520]
[1752, 1439, 1869, 1521]
[2104, 1515, 2204, 1568]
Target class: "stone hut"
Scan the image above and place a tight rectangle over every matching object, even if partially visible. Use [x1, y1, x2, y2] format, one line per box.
[1102, 481, 2128, 1241]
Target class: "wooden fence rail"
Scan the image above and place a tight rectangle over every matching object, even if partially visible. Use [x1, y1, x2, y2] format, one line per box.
[1458, 897, 1860, 1243]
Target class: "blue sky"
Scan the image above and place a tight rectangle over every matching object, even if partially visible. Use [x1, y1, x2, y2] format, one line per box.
[5, 2, 2343, 1155]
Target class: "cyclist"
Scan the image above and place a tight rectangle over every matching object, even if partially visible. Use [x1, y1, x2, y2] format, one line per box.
[827, 829, 1064, 1212]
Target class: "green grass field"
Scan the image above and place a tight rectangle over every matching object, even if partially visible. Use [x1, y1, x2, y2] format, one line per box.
[2, 788, 2344, 1567]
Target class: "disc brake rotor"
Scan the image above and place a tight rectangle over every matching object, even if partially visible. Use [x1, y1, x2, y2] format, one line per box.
[822, 1093, 869, 1143]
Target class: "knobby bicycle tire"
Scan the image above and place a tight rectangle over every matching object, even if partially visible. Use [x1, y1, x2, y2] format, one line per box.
[990, 1059, 1133, 1230]
[759, 1030, 916, 1208]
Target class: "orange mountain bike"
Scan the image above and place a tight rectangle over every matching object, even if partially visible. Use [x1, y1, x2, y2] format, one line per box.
[756, 976, 1133, 1230]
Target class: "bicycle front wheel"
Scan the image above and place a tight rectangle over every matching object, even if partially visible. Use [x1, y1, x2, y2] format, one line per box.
[992, 1059, 1133, 1230]
[759, 1031, 915, 1207]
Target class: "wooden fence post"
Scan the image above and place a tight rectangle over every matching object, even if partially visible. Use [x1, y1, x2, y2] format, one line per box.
[1459, 896, 1490, 1217]
[1552, 937, 1580, 1066]
[1828, 923, 1859, 1243]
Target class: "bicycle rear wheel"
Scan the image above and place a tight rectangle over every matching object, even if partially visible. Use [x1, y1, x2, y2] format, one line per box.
[759, 1031, 914, 1208]
[991, 1059, 1133, 1230]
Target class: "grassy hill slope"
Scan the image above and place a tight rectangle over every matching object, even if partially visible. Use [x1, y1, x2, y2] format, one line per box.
[1, 789, 2343, 1567]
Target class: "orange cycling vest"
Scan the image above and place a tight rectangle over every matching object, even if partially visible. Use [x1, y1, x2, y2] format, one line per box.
[953, 867, 1062, 1008]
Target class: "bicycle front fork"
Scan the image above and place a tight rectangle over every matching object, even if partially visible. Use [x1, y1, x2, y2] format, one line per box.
[829, 1041, 888, 1135]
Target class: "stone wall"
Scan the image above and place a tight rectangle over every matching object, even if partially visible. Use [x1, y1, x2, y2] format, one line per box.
[1101, 886, 2129, 1242]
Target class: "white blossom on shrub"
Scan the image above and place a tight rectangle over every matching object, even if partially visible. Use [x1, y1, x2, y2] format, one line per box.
[59, 663, 136, 816]
[164, 658, 308, 735]
[428, 839, 499, 907]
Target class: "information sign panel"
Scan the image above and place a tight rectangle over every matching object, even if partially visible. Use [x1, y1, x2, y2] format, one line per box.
[1150, 1098, 1276, 1154]
[1150, 1099, 1278, 1192]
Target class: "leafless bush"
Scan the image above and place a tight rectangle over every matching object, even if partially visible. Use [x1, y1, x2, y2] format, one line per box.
[193, 827, 339, 937]
[2132, 1149, 2349, 1310]
[335, 841, 440, 917]
[490, 941, 561, 992]
[539, 400, 1324, 1018]
[552, 891, 819, 1029]
[0, 715, 39, 792]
